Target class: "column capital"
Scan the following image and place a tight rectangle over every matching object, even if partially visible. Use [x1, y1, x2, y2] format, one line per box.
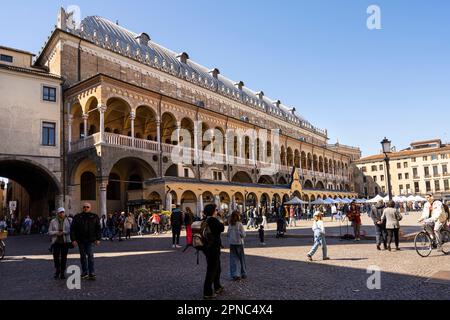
[68, 114, 74, 124]
[98, 105, 107, 113]
[129, 111, 136, 121]
[82, 113, 89, 120]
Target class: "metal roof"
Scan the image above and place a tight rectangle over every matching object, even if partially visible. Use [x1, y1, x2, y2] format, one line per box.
[61, 15, 327, 137]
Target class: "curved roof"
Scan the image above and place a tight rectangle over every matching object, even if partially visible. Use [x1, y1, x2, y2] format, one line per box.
[61, 15, 327, 137]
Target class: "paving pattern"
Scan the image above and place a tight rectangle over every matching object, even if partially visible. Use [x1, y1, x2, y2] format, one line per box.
[0, 222, 449, 300]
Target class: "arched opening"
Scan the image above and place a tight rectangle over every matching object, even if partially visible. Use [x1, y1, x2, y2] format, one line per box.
[180, 118, 195, 148]
[135, 105, 157, 141]
[147, 191, 162, 211]
[233, 192, 245, 214]
[324, 157, 329, 173]
[316, 181, 325, 190]
[313, 155, 318, 172]
[107, 173, 121, 200]
[260, 193, 270, 216]
[282, 194, 290, 204]
[301, 152, 307, 170]
[304, 180, 314, 189]
[0, 158, 62, 221]
[165, 164, 179, 177]
[246, 192, 257, 209]
[105, 97, 132, 136]
[319, 156, 324, 172]
[181, 190, 197, 214]
[232, 171, 253, 183]
[287, 147, 294, 167]
[81, 172, 96, 200]
[278, 176, 288, 185]
[258, 175, 274, 185]
[307, 153, 313, 170]
[161, 112, 177, 145]
[294, 149, 300, 168]
[219, 192, 230, 214]
[202, 191, 215, 207]
[280, 146, 286, 166]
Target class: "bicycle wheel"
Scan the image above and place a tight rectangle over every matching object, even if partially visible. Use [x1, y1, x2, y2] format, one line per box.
[440, 230, 450, 255]
[0, 242, 4, 260]
[415, 232, 432, 257]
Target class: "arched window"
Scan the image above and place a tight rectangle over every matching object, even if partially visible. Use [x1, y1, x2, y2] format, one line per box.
[107, 173, 121, 200]
[81, 172, 96, 200]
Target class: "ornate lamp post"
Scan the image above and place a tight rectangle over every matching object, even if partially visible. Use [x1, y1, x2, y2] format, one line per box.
[381, 137, 393, 201]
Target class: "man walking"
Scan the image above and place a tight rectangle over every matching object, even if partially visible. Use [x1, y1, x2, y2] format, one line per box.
[203, 204, 225, 300]
[370, 201, 387, 250]
[70, 203, 101, 280]
[171, 206, 184, 248]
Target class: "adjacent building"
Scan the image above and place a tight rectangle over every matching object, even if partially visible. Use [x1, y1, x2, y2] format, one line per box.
[0, 46, 63, 220]
[355, 139, 450, 198]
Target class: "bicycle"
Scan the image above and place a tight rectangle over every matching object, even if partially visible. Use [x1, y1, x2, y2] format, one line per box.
[0, 231, 7, 260]
[414, 225, 450, 257]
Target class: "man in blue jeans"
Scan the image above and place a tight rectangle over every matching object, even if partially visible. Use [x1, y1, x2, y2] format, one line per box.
[70, 203, 101, 280]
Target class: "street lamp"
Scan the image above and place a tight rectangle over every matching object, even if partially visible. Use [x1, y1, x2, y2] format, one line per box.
[381, 137, 393, 201]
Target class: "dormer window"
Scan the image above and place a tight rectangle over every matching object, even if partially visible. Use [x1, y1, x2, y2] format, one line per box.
[135, 32, 150, 46]
[176, 52, 189, 64]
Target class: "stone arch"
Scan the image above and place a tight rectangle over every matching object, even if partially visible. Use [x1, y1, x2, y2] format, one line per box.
[181, 190, 197, 213]
[278, 176, 288, 185]
[307, 153, 313, 170]
[294, 149, 300, 168]
[301, 151, 307, 170]
[316, 181, 325, 190]
[105, 97, 132, 136]
[280, 146, 286, 166]
[258, 175, 274, 185]
[161, 112, 177, 145]
[232, 171, 253, 183]
[313, 155, 319, 172]
[319, 156, 324, 172]
[287, 147, 294, 167]
[135, 105, 157, 141]
[304, 179, 314, 189]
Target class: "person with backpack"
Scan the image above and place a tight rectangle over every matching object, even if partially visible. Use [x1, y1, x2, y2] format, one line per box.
[370, 201, 388, 251]
[202, 204, 225, 300]
[171, 207, 184, 249]
[418, 193, 448, 252]
[48, 207, 72, 280]
[227, 211, 247, 282]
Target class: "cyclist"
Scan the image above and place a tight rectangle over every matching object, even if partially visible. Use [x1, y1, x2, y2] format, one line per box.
[418, 193, 448, 252]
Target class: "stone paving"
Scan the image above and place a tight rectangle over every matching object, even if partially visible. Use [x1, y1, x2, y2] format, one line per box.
[0, 216, 449, 300]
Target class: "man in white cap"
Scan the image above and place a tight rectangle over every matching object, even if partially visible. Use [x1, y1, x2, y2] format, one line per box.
[418, 193, 448, 252]
[48, 207, 72, 279]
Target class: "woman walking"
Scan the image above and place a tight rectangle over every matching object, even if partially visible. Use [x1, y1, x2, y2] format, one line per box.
[184, 207, 194, 246]
[347, 201, 362, 241]
[307, 211, 330, 262]
[124, 213, 135, 240]
[381, 200, 403, 251]
[48, 207, 72, 280]
[227, 211, 247, 281]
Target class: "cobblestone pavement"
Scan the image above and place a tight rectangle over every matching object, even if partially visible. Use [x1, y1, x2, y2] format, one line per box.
[0, 229, 449, 300]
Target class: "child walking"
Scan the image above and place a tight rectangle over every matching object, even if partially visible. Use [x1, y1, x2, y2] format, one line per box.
[307, 211, 330, 261]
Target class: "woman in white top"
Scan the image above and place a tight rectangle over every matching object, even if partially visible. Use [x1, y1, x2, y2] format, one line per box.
[227, 211, 247, 281]
[307, 211, 330, 261]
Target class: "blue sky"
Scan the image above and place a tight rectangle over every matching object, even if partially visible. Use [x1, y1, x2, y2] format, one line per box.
[1, 0, 450, 156]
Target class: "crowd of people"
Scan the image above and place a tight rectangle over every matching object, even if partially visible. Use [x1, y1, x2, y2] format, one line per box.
[2, 191, 448, 300]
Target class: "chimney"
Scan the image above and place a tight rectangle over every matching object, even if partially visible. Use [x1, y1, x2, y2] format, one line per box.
[176, 52, 189, 64]
[256, 91, 264, 100]
[208, 68, 220, 79]
[135, 33, 150, 46]
[234, 81, 244, 90]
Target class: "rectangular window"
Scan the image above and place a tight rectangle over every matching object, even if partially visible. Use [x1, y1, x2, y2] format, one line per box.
[42, 122, 56, 146]
[397, 163, 401, 169]
[398, 173, 402, 180]
[399, 185, 404, 195]
[361, 166, 367, 173]
[184, 168, 189, 178]
[405, 173, 409, 180]
[0, 54, 13, 63]
[43, 86, 57, 102]
[381, 186, 386, 193]
[373, 176, 377, 182]
[414, 182, 420, 193]
[363, 176, 367, 183]
[371, 165, 377, 172]
[426, 181, 431, 192]
[424, 167, 430, 177]
[411, 157, 416, 163]
[403, 162, 408, 168]
[445, 180, 449, 191]
[413, 168, 418, 178]
[433, 166, 439, 176]
[431, 154, 438, 161]
[213, 171, 222, 181]
[423, 156, 428, 161]
[443, 164, 448, 175]
[380, 175, 385, 181]
[406, 184, 411, 193]
[379, 164, 384, 170]
[441, 154, 448, 160]
[435, 180, 440, 191]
